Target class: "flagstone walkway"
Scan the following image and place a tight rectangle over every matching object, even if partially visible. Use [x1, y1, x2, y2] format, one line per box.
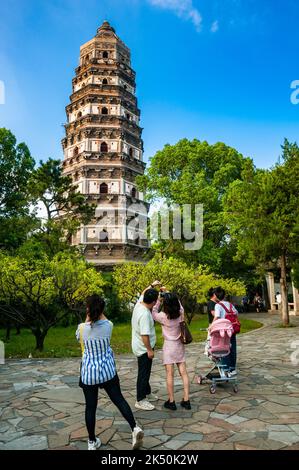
[1, 313, 299, 451]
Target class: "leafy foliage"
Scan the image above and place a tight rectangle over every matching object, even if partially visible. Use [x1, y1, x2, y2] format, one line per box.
[113, 254, 245, 323]
[137, 138, 252, 277]
[223, 139, 299, 324]
[0, 252, 105, 350]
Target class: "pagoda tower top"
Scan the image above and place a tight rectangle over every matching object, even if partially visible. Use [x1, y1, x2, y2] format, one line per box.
[97, 20, 116, 36]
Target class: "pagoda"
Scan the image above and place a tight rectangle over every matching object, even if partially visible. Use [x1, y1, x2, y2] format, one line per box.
[61, 21, 149, 267]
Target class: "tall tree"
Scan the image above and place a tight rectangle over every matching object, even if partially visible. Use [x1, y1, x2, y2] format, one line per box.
[0, 128, 35, 249]
[0, 252, 106, 351]
[28, 158, 95, 255]
[224, 140, 299, 325]
[137, 138, 253, 277]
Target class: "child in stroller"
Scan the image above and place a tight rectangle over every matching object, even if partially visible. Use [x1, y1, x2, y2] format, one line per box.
[197, 318, 238, 394]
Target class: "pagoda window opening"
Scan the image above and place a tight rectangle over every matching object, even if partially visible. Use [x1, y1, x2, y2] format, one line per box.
[85, 54, 90, 64]
[100, 229, 109, 242]
[100, 182, 108, 194]
[129, 147, 133, 158]
[73, 147, 79, 157]
[102, 78, 108, 85]
[103, 51, 109, 59]
[126, 113, 130, 120]
[131, 187, 137, 198]
[100, 142, 108, 153]
[77, 111, 82, 118]
[101, 107, 108, 115]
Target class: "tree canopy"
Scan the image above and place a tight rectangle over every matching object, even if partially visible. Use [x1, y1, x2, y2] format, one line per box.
[137, 138, 253, 277]
[223, 140, 299, 325]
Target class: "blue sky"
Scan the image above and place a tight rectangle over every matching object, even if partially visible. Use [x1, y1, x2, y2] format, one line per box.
[0, 0, 298, 168]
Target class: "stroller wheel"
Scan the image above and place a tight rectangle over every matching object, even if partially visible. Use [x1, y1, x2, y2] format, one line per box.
[233, 385, 238, 393]
[209, 385, 216, 394]
[197, 375, 203, 385]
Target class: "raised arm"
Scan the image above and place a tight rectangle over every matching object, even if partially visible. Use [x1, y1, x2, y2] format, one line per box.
[151, 299, 166, 324]
[140, 280, 161, 297]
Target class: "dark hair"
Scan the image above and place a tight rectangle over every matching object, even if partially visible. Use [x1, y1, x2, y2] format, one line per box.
[214, 286, 226, 301]
[208, 287, 216, 298]
[163, 293, 181, 320]
[86, 294, 105, 322]
[143, 288, 159, 304]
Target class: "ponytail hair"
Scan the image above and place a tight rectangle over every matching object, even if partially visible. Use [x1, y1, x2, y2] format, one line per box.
[86, 294, 105, 323]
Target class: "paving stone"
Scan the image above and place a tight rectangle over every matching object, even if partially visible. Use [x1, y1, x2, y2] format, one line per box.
[181, 442, 214, 450]
[163, 427, 183, 436]
[48, 434, 69, 449]
[175, 432, 203, 441]
[0, 422, 10, 433]
[141, 436, 164, 449]
[144, 428, 164, 436]
[98, 428, 116, 445]
[1, 435, 48, 450]
[203, 431, 232, 443]
[18, 417, 40, 430]
[268, 432, 299, 444]
[110, 439, 132, 450]
[226, 415, 249, 424]
[164, 439, 185, 450]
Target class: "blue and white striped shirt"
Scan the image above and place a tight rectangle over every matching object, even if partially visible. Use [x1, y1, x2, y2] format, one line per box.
[76, 319, 116, 385]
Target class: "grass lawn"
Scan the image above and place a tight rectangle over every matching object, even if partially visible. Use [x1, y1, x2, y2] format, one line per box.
[0, 314, 263, 359]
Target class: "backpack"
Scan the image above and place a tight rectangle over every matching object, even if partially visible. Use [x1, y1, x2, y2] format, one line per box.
[218, 302, 241, 334]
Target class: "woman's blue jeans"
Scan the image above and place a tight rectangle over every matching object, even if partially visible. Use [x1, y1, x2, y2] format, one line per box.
[221, 334, 237, 371]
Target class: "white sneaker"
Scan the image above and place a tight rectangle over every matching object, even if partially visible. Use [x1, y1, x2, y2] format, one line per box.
[88, 437, 101, 450]
[132, 425, 144, 449]
[135, 399, 155, 411]
[146, 393, 159, 401]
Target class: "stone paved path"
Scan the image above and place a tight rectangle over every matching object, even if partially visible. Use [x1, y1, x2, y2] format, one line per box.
[1, 313, 299, 450]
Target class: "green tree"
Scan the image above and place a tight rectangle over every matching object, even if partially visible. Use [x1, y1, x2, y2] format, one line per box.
[0, 128, 36, 250]
[224, 140, 299, 326]
[137, 138, 252, 277]
[113, 254, 245, 324]
[0, 252, 105, 350]
[28, 158, 95, 255]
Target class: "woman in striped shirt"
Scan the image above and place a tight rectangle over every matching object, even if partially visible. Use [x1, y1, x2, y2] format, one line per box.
[76, 294, 143, 450]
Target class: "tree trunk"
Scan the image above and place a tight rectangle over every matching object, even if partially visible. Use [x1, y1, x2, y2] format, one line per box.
[34, 331, 47, 351]
[280, 254, 289, 326]
[16, 325, 21, 335]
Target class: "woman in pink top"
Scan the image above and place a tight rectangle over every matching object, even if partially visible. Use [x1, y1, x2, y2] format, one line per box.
[152, 289, 191, 410]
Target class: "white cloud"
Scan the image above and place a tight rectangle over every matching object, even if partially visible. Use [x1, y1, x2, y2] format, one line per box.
[210, 20, 219, 33]
[148, 0, 202, 32]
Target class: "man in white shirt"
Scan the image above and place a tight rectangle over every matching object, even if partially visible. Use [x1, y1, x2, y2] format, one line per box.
[132, 281, 160, 411]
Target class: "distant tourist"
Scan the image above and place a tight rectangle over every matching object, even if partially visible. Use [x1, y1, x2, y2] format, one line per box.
[241, 295, 249, 313]
[151, 287, 191, 411]
[253, 293, 263, 313]
[276, 292, 282, 309]
[76, 294, 144, 450]
[131, 282, 160, 411]
[213, 287, 239, 376]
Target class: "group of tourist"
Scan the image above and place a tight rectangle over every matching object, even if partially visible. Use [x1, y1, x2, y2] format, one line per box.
[76, 281, 238, 450]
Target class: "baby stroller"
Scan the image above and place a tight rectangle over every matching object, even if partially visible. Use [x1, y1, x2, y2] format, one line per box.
[197, 319, 238, 394]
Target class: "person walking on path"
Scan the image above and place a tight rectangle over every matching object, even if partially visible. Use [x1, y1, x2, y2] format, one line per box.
[132, 281, 160, 411]
[213, 286, 239, 377]
[76, 294, 144, 450]
[151, 287, 191, 411]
